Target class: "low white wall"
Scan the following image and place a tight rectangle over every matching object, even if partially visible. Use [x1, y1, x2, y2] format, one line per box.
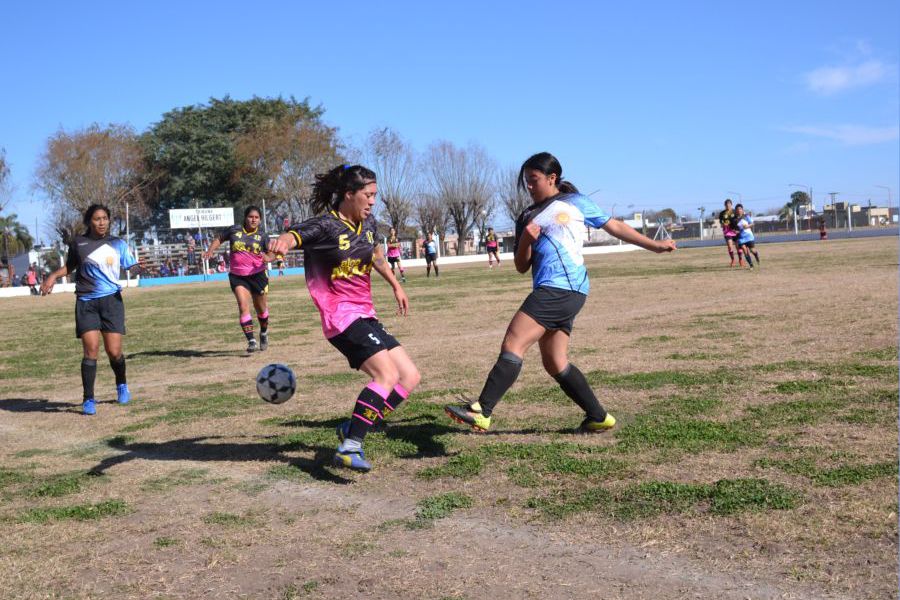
[0, 278, 140, 299]
[0, 245, 639, 298]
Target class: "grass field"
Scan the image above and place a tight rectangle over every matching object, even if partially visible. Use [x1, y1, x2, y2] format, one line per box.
[0, 237, 897, 599]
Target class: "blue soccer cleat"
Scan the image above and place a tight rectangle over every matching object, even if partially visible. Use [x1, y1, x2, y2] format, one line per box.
[116, 383, 131, 405]
[82, 398, 97, 415]
[332, 448, 371, 472]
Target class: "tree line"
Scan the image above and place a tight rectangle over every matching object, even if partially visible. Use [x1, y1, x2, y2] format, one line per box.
[10, 96, 535, 254]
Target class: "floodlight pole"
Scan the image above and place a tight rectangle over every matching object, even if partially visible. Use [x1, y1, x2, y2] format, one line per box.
[875, 185, 892, 222]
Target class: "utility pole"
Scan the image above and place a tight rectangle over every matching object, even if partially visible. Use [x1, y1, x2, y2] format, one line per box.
[875, 185, 893, 223]
[698, 206, 705, 240]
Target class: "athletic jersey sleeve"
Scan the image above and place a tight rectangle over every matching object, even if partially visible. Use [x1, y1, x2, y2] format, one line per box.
[289, 218, 325, 249]
[65, 242, 79, 273]
[217, 226, 235, 244]
[115, 238, 137, 269]
[571, 194, 610, 228]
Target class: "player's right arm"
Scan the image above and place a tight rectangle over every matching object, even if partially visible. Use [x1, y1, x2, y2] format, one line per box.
[514, 221, 540, 273]
[41, 244, 76, 296]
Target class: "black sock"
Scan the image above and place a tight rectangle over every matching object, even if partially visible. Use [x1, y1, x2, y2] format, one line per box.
[258, 311, 269, 334]
[347, 383, 389, 441]
[553, 364, 607, 422]
[109, 354, 127, 386]
[81, 358, 97, 400]
[434, 265, 439, 276]
[752, 251, 760, 263]
[744, 250, 754, 266]
[477, 351, 523, 417]
[240, 315, 254, 341]
[382, 385, 409, 419]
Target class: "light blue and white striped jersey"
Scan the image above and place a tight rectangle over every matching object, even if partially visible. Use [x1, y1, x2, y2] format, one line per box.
[514, 193, 610, 295]
[737, 215, 755, 244]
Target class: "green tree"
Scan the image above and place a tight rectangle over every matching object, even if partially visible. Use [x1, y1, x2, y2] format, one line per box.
[0, 213, 34, 262]
[142, 96, 326, 223]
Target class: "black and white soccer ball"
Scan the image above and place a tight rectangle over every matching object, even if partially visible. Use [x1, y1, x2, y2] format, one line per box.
[256, 363, 296, 404]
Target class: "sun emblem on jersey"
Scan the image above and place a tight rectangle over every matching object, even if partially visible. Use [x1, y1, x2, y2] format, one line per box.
[555, 212, 571, 225]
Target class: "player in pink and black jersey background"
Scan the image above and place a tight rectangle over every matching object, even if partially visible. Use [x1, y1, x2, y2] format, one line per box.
[205, 206, 277, 353]
[268, 164, 421, 472]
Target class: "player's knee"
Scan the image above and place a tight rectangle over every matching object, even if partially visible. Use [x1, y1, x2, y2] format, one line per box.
[401, 366, 421, 391]
[541, 355, 566, 376]
[375, 365, 400, 390]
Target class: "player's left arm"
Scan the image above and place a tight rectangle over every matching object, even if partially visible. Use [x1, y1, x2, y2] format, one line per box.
[602, 219, 676, 253]
[119, 242, 145, 273]
[372, 244, 409, 316]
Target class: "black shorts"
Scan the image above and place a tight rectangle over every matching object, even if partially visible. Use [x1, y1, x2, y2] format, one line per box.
[425, 253, 438, 264]
[229, 271, 268, 296]
[75, 292, 126, 338]
[328, 318, 401, 370]
[519, 286, 587, 334]
[487, 246, 499, 254]
[739, 240, 756, 249]
[388, 256, 401, 265]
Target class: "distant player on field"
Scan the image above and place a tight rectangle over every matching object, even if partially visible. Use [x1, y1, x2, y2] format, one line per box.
[423, 233, 439, 278]
[40, 204, 144, 415]
[486, 227, 501, 268]
[734, 204, 760, 269]
[386, 228, 406, 282]
[268, 164, 421, 472]
[718, 199, 743, 267]
[444, 152, 675, 433]
[204, 206, 276, 353]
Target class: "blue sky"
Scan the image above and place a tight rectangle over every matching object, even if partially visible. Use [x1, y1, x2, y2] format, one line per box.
[1, 0, 897, 240]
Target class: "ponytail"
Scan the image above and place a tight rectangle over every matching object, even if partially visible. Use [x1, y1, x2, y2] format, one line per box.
[310, 164, 377, 215]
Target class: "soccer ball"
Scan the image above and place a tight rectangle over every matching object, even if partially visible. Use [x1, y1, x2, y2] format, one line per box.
[256, 363, 296, 404]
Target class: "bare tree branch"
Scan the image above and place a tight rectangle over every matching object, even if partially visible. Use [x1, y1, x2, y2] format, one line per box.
[33, 124, 151, 243]
[423, 141, 497, 255]
[364, 127, 416, 233]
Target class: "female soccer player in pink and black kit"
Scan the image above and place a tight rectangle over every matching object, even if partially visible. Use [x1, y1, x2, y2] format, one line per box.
[204, 206, 276, 353]
[268, 165, 421, 472]
[386, 228, 406, 282]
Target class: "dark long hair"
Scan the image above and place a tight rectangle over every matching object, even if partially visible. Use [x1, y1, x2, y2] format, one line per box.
[310, 164, 377, 215]
[517, 152, 579, 196]
[83, 204, 111, 235]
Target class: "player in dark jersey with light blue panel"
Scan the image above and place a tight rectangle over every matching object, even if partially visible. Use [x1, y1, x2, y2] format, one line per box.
[41, 204, 143, 415]
[445, 152, 676, 433]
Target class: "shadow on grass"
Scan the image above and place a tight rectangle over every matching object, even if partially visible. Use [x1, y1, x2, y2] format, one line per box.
[0, 398, 81, 413]
[276, 415, 474, 460]
[127, 349, 247, 359]
[88, 435, 353, 485]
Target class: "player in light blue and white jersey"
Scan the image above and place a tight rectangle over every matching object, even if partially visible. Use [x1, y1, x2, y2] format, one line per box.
[735, 203, 760, 269]
[41, 204, 143, 415]
[446, 152, 676, 434]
